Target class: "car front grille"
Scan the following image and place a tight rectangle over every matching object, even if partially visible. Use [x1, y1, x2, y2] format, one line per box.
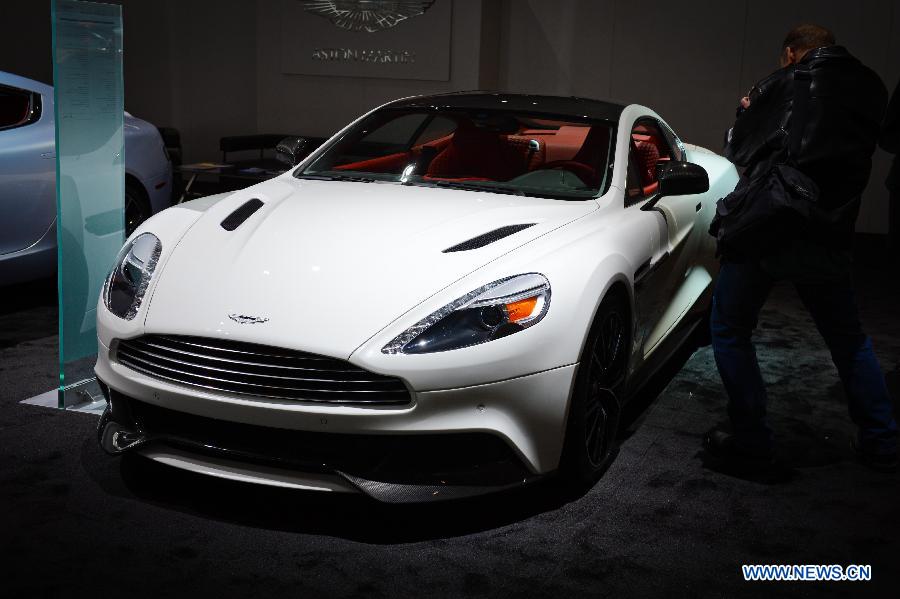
[115, 335, 411, 406]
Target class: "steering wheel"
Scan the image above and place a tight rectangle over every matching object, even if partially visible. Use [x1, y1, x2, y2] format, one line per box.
[536, 160, 597, 186]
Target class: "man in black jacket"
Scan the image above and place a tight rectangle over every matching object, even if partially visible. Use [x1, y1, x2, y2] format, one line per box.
[706, 25, 898, 471]
[880, 80, 899, 255]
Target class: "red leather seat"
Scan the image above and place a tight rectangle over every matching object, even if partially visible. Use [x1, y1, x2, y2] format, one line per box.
[634, 140, 660, 186]
[427, 121, 525, 181]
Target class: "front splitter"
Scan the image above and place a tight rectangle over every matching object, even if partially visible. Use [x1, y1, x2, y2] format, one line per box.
[98, 406, 539, 503]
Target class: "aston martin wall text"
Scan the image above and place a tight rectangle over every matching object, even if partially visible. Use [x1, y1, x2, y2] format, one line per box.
[280, 0, 451, 80]
[310, 48, 416, 64]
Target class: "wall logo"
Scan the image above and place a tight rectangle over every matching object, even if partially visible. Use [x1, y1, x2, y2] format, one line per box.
[303, 0, 436, 33]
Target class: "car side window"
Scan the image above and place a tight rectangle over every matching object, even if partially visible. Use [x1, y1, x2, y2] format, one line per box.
[0, 84, 40, 132]
[625, 119, 675, 204]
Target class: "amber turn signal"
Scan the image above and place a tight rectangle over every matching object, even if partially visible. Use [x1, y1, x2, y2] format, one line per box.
[505, 296, 539, 322]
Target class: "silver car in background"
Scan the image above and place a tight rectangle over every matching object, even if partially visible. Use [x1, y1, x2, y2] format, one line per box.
[0, 71, 172, 286]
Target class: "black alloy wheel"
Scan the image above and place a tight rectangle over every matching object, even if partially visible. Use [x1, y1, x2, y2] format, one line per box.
[560, 294, 628, 485]
[584, 308, 626, 466]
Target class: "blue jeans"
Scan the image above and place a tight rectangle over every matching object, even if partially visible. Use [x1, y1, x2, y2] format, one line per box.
[710, 247, 898, 456]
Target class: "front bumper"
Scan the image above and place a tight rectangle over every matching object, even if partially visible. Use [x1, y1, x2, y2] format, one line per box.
[95, 338, 577, 501]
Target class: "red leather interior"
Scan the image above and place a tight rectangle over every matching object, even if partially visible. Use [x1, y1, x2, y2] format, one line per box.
[539, 125, 611, 187]
[333, 119, 613, 186]
[334, 151, 409, 173]
[505, 135, 545, 170]
[426, 121, 527, 180]
[635, 140, 660, 184]
[523, 126, 590, 162]
[631, 130, 670, 196]
[335, 134, 453, 173]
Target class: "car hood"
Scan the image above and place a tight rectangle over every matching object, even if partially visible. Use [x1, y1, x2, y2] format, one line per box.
[144, 176, 597, 358]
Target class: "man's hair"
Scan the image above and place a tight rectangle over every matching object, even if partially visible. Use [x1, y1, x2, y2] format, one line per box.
[782, 24, 836, 53]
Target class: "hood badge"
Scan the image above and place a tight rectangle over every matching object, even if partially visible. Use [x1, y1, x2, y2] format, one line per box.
[228, 313, 270, 325]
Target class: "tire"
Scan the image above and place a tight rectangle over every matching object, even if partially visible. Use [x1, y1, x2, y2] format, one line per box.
[559, 292, 629, 486]
[125, 179, 152, 237]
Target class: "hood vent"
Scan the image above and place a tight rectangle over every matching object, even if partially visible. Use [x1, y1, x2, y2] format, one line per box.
[443, 223, 536, 253]
[221, 198, 264, 231]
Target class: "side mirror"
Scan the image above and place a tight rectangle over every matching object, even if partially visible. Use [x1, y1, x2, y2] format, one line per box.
[275, 136, 313, 167]
[641, 161, 709, 211]
[659, 161, 709, 196]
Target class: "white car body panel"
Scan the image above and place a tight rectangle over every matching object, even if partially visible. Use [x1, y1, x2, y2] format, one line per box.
[140, 178, 597, 361]
[95, 97, 739, 494]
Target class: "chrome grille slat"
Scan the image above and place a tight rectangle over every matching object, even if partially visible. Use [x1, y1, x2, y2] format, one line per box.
[117, 352, 401, 394]
[155, 335, 336, 362]
[118, 345, 400, 387]
[119, 359, 408, 405]
[130, 338, 361, 372]
[116, 335, 411, 406]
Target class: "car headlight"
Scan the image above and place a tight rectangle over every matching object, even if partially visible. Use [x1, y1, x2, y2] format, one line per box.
[103, 233, 162, 320]
[382, 273, 550, 355]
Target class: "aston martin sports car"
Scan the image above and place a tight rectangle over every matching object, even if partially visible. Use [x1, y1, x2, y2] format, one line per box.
[95, 93, 738, 502]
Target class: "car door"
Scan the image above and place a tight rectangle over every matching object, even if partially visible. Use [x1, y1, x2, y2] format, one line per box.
[0, 80, 56, 257]
[626, 118, 704, 357]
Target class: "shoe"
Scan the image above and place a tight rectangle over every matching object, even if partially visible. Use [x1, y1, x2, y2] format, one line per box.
[852, 440, 897, 473]
[704, 429, 774, 465]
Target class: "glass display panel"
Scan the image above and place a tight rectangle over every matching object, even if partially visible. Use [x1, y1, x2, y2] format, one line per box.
[52, 0, 124, 407]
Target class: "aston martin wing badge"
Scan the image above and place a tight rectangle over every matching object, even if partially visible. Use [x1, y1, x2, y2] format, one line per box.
[303, 0, 437, 33]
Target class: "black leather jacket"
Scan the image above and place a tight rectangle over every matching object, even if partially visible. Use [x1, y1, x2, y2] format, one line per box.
[725, 46, 888, 247]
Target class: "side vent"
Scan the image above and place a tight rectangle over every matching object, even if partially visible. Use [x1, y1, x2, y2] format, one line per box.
[221, 199, 264, 231]
[443, 224, 536, 253]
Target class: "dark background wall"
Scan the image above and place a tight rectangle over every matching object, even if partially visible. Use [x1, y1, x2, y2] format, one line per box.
[1, 0, 898, 233]
[498, 0, 900, 235]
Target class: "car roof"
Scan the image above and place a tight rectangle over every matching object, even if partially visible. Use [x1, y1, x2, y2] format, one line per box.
[384, 92, 626, 122]
[0, 70, 52, 96]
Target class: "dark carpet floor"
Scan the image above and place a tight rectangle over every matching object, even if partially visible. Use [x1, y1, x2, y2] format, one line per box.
[1, 255, 898, 598]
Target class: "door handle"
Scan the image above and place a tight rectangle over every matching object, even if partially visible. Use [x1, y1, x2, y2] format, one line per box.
[695, 202, 702, 212]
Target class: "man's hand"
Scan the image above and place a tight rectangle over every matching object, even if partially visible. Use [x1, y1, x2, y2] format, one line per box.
[735, 94, 752, 119]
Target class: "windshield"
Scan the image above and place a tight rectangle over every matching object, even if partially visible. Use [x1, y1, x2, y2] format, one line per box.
[297, 108, 616, 200]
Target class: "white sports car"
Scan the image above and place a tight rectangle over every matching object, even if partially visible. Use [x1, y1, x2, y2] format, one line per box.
[95, 93, 738, 502]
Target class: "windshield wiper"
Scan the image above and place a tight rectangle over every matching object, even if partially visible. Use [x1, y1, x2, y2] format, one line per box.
[428, 180, 526, 197]
[296, 173, 377, 183]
